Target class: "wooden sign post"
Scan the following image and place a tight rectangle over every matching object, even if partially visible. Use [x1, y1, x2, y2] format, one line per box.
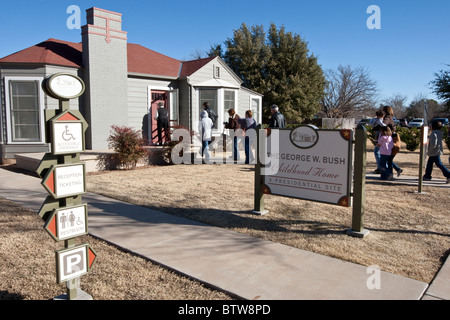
[37, 73, 96, 300]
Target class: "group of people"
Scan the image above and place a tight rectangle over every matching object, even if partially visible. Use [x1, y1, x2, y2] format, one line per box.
[371, 106, 403, 180]
[372, 106, 450, 183]
[199, 103, 286, 163]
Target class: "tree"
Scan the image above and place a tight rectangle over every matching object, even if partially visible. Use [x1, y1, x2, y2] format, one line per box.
[430, 65, 450, 108]
[217, 23, 325, 123]
[382, 93, 408, 118]
[320, 65, 378, 118]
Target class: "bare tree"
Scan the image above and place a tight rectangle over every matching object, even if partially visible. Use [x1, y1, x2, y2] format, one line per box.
[382, 93, 408, 118]
[321, 65, 378, 118]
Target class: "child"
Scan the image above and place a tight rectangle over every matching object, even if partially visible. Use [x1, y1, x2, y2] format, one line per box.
[377, 126, 394, 180]
[371, 110, 386, 174]
[423, 121, 450, 184]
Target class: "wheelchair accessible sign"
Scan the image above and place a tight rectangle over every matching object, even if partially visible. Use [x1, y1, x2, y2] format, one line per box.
[50, 110, 86, 155]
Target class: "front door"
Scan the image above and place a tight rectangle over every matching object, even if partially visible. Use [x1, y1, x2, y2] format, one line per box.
[150, 91, 169, 145]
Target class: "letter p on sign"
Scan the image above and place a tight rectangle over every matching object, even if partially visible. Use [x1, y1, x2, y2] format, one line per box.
[56, 244, 96, 283]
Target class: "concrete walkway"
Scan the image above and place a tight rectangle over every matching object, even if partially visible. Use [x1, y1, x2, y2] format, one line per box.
[0, 166, 448, 300]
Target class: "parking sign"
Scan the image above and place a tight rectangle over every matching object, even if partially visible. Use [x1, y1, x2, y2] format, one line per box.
[56, 244, 97, 284]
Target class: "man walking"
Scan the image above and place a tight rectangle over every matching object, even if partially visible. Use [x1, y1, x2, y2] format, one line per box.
[268, 104, 286, 128]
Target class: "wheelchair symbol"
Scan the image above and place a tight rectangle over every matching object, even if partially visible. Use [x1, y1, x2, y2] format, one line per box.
[62, 125, 76, 141]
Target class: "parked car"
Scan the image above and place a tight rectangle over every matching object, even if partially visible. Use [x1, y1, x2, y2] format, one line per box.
[358, 118, 372, 126]
[398, 119, 408, 127]
[393, 117, 400, 126]
[431, 118, 449, 126]
[408, 118, 424, 128]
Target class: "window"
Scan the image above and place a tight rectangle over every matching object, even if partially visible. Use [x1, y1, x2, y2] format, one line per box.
[213, 65, 220, 79]
[5, 79, 44, 143]
[199, 89, 218, 129]
[251, 96, 262, 124]
[224, 90, 236, 112]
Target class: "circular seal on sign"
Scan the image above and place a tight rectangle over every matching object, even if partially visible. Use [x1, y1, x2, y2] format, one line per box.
[43, 73, 85, 100]
[290, 125, 319, 149]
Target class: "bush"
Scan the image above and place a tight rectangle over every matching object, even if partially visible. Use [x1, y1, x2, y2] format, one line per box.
[397, 127, 420, 152]
[107, 125, 149, 169]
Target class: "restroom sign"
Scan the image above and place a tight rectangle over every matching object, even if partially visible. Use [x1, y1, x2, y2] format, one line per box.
[44, 204, 88, 241]
[56, 244, 97, 283]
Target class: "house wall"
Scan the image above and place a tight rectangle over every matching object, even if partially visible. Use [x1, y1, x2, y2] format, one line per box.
[0, 64, 80, 162]
[127, 76, 177, 135]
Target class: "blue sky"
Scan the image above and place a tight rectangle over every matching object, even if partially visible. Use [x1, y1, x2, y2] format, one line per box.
[1, 0, 449, 106]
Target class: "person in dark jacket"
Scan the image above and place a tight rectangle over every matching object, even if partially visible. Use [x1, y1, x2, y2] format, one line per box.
[268, 105, 286, 128]
[154, 102, 169, 145]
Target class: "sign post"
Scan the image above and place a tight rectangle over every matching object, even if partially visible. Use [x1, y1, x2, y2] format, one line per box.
[254, 125, 370, 238]
[418, 126, 429, 194]
[38, 73, 96, 300]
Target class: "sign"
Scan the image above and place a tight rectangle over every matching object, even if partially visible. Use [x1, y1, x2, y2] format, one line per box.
[50, 110, 87, 155]
[52, 122, 84, 154]
[43, 73, 85, 100]
[56, 244, 97, 283]
[264, 126, 353, 207]
[42, 163, 86, 199]
[44, 204, 88, 241]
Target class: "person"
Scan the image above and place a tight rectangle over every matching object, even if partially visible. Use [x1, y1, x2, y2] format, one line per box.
[202, 102, 218, 126]
[198, 110, 213, 162]
[371, 110, 385, 174]
[377, 126, 394, 180]
[225, 108, 241, 161]
[268, 104, 286, 128]
[154, 102, 169, 145]
[382, 106, 403, 177]
[238, 110, 257, 164]
[423, 121, 450, 184]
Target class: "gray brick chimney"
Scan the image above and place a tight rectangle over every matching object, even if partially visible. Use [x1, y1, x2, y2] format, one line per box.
[81, 7, 128, 150]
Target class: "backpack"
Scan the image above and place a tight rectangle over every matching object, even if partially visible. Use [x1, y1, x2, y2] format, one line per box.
[207, 108, 218, 124]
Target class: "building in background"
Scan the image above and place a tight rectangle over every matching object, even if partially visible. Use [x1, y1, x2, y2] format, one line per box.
[0, 7, 262, 163]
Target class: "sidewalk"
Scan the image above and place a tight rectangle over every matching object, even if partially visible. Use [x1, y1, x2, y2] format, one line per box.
[0, 166, 448, 300]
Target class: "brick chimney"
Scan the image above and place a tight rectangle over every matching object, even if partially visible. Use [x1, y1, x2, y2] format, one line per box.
[81, 8, 128, 150]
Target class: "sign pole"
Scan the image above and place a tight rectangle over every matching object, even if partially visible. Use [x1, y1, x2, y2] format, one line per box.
[347, 126, 370, 238]
[418, 126, 429, 194]
[38, 73, 96, 300]
[253, 129, 268, 215]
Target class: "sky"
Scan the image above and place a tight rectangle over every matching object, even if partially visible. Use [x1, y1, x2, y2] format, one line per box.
[0, 0, 449, 106]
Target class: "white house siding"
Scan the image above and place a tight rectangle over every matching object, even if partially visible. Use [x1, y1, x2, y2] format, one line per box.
[0, 65, 80, 161]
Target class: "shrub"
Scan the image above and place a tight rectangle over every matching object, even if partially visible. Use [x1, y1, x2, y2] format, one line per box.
[107, 125, 149, 169]
[397, 127, 420, 152]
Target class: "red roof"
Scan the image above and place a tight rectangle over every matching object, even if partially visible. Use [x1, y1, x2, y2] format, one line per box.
[0, 38, 82, 68]
[127, 43, 181, 77]
[0, 38, 216, 78]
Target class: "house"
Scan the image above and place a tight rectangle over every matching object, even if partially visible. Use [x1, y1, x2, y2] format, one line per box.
[0, 7, 263, 163]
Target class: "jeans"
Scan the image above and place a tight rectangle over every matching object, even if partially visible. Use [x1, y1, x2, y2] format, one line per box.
[424, 156, 450, 179]
[244, 136, 254, 164]
[233, 136, 240, 160]
[380, 154, 394, 180]
[201, 140, 210, 161]
[375, 146, 401, 172]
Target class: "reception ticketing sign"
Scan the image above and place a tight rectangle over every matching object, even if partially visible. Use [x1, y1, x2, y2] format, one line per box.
[263, 126, 353, 207]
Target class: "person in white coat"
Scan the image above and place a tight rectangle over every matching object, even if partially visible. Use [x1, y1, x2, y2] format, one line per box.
[199, 111, 213, 162]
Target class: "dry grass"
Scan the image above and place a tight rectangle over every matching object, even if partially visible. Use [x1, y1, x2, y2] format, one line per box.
[0, 198, 232, 300]
[85, 147, 450, 284]
[1, 144, 449, 300]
